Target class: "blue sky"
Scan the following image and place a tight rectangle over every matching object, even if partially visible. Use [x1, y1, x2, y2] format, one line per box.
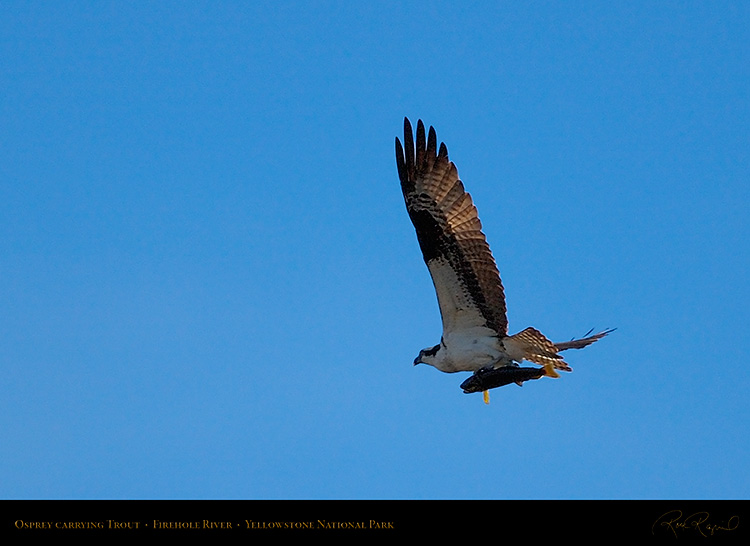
[1, 1, 748, 500]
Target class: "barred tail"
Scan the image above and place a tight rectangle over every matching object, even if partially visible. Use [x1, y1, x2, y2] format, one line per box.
[507, 327, 571, 377]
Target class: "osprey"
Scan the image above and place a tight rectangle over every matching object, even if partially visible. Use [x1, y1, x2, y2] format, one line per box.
[395, 118, 612, 403]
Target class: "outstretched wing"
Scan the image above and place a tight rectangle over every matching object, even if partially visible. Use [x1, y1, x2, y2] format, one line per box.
[395, 118, 508, 336]
[555, 328, 616, 352]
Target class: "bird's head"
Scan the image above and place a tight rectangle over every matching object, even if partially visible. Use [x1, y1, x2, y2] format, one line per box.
[414, 343, 441, 367]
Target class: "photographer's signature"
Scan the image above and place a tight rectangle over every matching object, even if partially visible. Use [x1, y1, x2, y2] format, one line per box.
[652, 510, 739, 538]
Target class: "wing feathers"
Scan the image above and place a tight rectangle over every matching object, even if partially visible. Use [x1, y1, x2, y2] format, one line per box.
[396, 117, 508, 336]
[426, 125, 437, 160]
[415, 121, 426, 172]
[555, 328, 616, 351]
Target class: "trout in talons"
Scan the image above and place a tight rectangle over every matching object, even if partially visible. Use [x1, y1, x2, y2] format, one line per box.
[460, 366, 550, 397]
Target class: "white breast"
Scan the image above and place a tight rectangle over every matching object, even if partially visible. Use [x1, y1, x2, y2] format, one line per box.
[433, 327, 510, 373]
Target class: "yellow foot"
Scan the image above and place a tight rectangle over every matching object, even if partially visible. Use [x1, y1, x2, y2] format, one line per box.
[543, 363, 560, 378]
[483, 390, 490, 404]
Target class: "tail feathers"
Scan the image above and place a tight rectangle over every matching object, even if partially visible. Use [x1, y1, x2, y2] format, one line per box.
[507, 327, 571, 373]
[506, 326, 614, 379]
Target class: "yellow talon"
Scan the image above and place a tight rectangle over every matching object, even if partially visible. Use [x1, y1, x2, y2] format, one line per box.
[543, 363, 560, 378]
[483, 390, 490, 404]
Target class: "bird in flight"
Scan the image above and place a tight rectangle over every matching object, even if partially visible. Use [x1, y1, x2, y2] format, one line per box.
[395, 118, 612, 403]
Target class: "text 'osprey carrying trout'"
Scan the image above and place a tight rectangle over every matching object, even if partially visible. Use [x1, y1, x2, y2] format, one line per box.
[395, 118, 613, 404]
